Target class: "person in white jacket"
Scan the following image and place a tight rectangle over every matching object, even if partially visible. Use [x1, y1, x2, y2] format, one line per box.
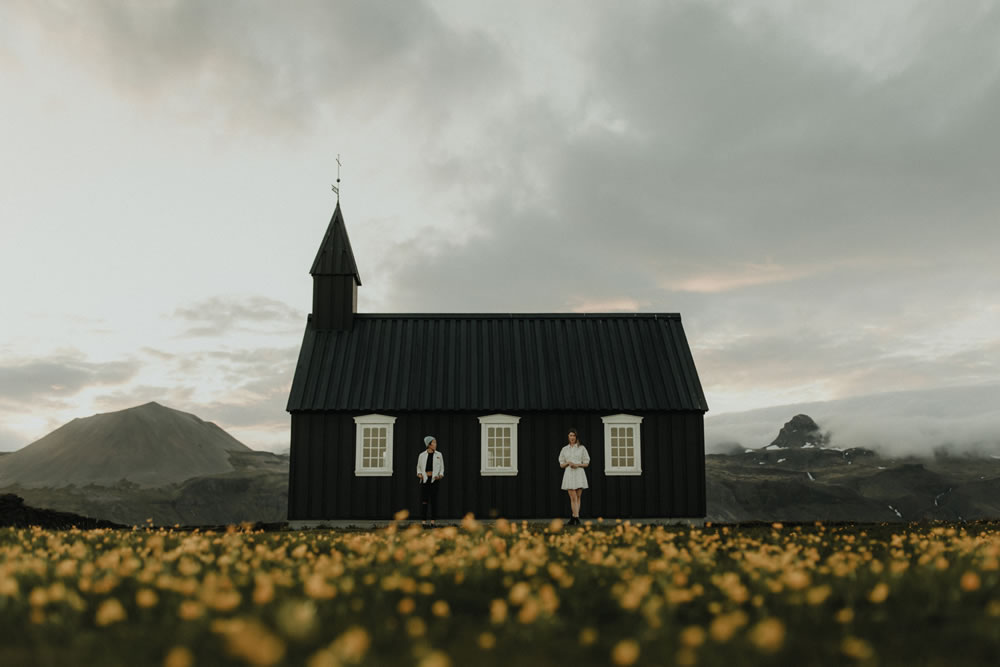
[416, 436, 444, 525]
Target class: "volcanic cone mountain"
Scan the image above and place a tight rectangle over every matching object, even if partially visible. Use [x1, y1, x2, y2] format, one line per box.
[762, 414, 829, 449]
[0, 402, 251, 488]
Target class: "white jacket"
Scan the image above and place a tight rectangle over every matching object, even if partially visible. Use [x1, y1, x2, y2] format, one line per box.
[416, 450, 445, 483]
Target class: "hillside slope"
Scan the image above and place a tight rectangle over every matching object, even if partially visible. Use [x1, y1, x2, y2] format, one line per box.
[0, 402, 250, 488]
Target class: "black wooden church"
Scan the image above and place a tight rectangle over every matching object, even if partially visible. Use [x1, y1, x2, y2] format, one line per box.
[286, 203, 709, 521]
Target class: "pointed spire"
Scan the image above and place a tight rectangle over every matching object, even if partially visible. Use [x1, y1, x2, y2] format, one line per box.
[310, 202, 361, 285]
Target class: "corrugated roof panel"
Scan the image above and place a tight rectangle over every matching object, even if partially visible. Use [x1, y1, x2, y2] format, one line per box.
[287, 314, 708, 412]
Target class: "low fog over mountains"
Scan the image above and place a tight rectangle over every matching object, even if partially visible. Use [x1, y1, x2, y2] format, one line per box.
[706, 384, 1000, 457]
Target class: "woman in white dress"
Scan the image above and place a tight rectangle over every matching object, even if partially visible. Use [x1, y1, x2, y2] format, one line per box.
[558, 428, 590, 525]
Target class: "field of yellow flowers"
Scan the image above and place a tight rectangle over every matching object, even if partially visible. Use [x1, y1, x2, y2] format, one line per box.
[2, 517, 999, 666]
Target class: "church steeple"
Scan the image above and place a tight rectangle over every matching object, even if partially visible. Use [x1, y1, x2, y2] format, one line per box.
[310, 202, 361, 330]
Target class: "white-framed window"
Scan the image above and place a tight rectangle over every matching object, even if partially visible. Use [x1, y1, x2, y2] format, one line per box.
[478, 414, 520, 476]
[602, 414, 643, 476]
[353, 414, 396, 476]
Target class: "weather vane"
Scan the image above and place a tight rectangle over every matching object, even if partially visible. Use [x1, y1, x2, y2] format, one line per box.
[331, 154, 342, 201]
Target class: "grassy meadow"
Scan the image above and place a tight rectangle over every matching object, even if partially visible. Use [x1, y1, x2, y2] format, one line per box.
[1, 518, 999, 666]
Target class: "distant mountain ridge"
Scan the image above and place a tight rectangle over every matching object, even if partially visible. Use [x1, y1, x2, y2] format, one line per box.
[761, 414, 830, 450]
[0, 402, 251, 488]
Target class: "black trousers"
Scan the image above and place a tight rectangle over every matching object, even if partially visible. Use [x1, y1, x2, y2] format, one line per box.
[420, 480, 439, 520]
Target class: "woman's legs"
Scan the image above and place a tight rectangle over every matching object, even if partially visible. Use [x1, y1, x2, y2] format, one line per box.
[568, 489, 582, 518]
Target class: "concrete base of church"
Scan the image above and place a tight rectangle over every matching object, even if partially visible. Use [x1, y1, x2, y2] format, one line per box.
[285, 517, 707, 530]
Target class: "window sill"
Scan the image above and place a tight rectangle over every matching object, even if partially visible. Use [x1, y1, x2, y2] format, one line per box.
[605, 469, 642, 476]
[354, 470, 393, 477]
[480, 470, 518, 476]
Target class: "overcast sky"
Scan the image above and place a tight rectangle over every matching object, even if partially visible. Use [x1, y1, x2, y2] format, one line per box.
[2, 1, 999, 453]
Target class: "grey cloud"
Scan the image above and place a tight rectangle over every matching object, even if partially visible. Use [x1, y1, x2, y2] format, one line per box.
[173, 296, 303, 337]
[9, 0, 510, 135]
[141, 347, 176, 361]
[0, 354, 140, 402]
[366, 3, 1000, 414]
[163, 345, 297, 431]
[378, 2, 1000, 307]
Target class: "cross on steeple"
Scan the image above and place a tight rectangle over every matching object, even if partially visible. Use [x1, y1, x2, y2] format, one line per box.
[331, 154, 342, 201]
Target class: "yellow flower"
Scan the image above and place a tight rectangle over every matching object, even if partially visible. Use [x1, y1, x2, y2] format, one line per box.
[163, 646, 194, 667]
[406, 617, 427, 638]
[136, 588, 159, 608]
[611, 639, 640, 666]
[517, 599, 540, 624]
[477, 632, 497, 650]
[489, 599, 508, 624]
[178, 600, 205, 620]
[95, 598, 127, 626]
[806, 585, 832, 605]
[508, 582, 531, 605]
[868, 582, 889, 604]
[579, 627, 598, 646]
[709, 611, 748, 643]
[0, 577, 18, 598]
[748, 618, 785, 653]
[960, 572, 981, 592]
[841, 636, 874, 660]
[29, 587, 48, 607]
[55, 559, 77, 578]
[304, 574, 337, 600]
[835, 608, 854, 624]
[253, 574, 275, 605]
[432, 600, 451, 617]
[782, 570, 810, 590]
[277, 599, 318, 640]
[679, 625, 706, 648]
[327, 625, 371, 663]
[418, 650, 452, 667]
[212, 619, 286, 667]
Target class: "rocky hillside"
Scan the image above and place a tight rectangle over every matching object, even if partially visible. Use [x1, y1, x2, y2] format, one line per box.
[0, 402, 250, 488]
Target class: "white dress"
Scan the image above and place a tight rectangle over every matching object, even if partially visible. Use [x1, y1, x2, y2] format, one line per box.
[559, 444, 590, 490]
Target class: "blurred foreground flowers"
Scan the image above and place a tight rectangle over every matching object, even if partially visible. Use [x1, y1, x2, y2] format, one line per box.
[1, 520, 999, 665]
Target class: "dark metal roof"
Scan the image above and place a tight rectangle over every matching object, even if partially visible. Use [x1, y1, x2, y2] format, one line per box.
[287, 314, 708, 413]
[310, 203, 361, 284]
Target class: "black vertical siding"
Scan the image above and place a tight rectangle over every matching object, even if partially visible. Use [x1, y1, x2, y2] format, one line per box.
[288, 411, 705, 520]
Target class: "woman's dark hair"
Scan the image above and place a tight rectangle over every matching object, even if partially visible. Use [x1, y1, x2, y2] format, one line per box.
[567, 428, 579, 438]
